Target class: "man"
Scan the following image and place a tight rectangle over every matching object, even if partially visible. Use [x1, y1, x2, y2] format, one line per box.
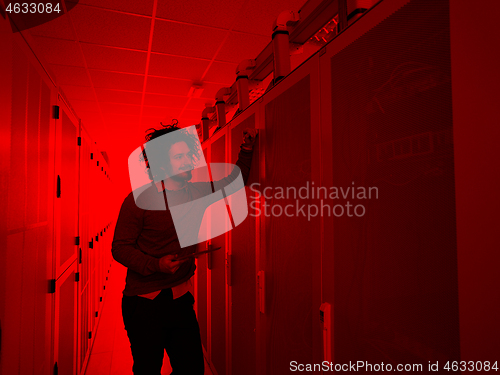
[112, 123, 257, 374]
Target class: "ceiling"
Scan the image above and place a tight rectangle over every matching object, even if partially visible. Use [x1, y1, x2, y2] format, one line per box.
[28, 0, 308, 140]
[26, 0, 308, 196]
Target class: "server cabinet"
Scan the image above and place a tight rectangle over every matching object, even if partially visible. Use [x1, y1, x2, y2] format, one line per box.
[227, 111, 259, 375]
[319, 0, 460, 365]
[77, 127, 92, 373]
[196, 147, 210, 353]
[1, 26, 57, 375]
[257, 56, 323, 374]
[54, 100, 79, 276]
[76, 126, 113, 374]
[209, 129, 229, 375]
[53, 98, 80, 375]
[54, 262, 78, 375]
[202, 49, 323, 375]
[2, 45, 30, 375]
[451, 0, 500, 360]
[2, 12, 115, 375]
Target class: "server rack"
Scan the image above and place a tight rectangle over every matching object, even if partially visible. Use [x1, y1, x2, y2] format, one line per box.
[1, 13, 115, 374]
[197, 0, 469, 373]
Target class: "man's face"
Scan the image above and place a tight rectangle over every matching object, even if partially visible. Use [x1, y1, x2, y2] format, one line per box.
[166, 141, 194, 181]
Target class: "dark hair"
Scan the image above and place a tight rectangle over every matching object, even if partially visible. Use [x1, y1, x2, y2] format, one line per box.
[139, 120, 202, 181]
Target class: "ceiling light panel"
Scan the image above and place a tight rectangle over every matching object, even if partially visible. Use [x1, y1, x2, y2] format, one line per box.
[145, 76, 193, 96]
[95, 89, 142, 104]
[141, 107, 182, 119]
[155, 0, 245, 30]
[81, 44, 148, 74]
[69, 4, 151, 50]
[66, 0, 155, 17]
[152, 19, 227, 59]
[100, 103, 141, 116]
[89, 70, 145, 91]
[143, 93, 189, 108]
[148, 53, 209, 80]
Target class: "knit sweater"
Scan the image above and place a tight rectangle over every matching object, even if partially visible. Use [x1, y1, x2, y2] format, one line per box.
[112, 147, 254, 296]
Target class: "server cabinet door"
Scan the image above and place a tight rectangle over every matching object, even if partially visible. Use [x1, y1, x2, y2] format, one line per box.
[55, 101, 79, 275]
[3, 39, 57, 375]
[54, 262, 78, 375]
[208, 130, 228, 375]
[228, 112, 259, 375]
[319, 0, 459, 365]
[77, 128, 92, 373]
[196, 147, 210, 353]
[258, 56, 322, 374]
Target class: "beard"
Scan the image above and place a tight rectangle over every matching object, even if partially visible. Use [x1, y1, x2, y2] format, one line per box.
[170, 170, 192, 181]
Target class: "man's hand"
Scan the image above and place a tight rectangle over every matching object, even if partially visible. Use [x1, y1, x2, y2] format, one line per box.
[159, 254, 188, 274]
[242, 128, 258, 150]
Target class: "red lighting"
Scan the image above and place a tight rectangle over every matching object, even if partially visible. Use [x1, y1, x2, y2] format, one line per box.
[309, 15, 339, 47]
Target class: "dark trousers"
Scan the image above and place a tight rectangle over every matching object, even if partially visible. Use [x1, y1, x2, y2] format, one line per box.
[122, 289, 205, 375]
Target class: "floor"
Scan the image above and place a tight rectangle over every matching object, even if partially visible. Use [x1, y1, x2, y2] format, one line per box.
[84, 262, 213, 375]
